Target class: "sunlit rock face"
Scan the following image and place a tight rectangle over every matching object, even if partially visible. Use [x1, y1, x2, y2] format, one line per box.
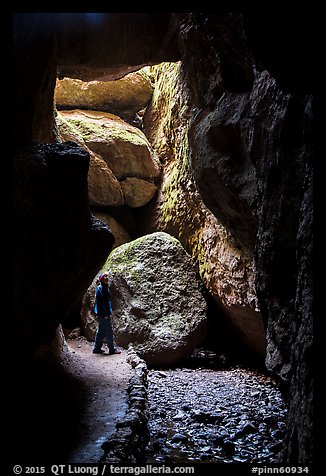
[87, 155, 125, 207]
[13, 142, 114, 361]
[55, 70, 153, 124]
[56, 13, 180, 81]
[106, 232, 208, 366]
[248, 73, 313, 464]
[143, 62, 265, 357]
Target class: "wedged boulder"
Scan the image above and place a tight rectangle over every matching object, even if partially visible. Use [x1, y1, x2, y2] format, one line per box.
[56, 111, 124, 207]
[55, 70, 153, 123]
[120, 177, 157, 208]
[57, 109, 161, 181]
[105, 232, 208, 366]
[94, 212, 131, 249]
[88, 155, 124, 207]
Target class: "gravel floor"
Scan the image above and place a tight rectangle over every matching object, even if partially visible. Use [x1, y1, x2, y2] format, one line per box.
[145, 351, 287, 464]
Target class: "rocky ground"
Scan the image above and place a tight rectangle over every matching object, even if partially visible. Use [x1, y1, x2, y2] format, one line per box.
[16, 335, 286, 465]
[145, 350, 287, 464]
[62, 340, 287, 465]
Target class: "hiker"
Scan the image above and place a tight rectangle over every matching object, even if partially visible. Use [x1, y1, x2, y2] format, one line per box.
[92, 272, 121, 355]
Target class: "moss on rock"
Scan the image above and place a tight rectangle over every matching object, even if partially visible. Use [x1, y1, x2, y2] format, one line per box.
[104, 232, 208, 366]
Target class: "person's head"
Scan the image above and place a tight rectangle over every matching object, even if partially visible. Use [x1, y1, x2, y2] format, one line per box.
[99, 273, 109, 283]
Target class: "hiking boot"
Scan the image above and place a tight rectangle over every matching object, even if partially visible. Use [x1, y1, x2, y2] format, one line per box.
[93, 349, 104, 354]
[109, 348, 121, 355]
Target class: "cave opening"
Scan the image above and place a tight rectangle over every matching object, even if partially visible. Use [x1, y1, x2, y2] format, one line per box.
[12, 12, 313, 467]
[54, 61, 266, 370]
[50, 58, 283, 464]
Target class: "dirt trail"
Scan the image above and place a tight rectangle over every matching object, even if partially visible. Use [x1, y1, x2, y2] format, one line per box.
[62, 337, 133, 463]
[9, 335, 134, 465]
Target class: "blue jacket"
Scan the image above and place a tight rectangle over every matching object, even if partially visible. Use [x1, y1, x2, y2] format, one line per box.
[94, 283, 112, 317]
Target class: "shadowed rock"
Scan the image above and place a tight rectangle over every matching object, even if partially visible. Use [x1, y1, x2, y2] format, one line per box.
[56, 13, 180, 81]
[13, 141, 115, 361]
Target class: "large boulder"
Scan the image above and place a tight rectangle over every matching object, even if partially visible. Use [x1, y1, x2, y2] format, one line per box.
[120, 177, 157, 208]
[57, 109, 161, 181]
[105, 232, 208, 366]
[94, 212, 131, 249]
[56, 111, 124, 207]
[80, 214, 131, 341]
[55, 70, 153, 123]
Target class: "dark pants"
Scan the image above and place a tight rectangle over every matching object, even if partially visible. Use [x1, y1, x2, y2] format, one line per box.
[93, 316, 115, 353]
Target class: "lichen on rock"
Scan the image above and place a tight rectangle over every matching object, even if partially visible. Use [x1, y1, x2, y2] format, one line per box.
[57, 109, 161, 181]
[105, 231, 208, 366]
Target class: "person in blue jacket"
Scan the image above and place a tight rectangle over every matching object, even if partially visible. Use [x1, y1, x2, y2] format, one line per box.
[93, 272, 121, 355]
